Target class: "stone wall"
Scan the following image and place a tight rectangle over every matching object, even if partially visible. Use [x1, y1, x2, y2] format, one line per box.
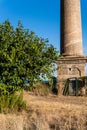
[57, 57, 87, 95]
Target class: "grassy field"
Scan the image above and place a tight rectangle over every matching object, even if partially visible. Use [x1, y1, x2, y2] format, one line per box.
[0, 91, 87, 130]
[24, 91, 87, 130]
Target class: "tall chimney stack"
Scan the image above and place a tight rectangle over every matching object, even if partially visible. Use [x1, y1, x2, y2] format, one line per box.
[60, 0, 83, 56]
[57, 0, 87, 95]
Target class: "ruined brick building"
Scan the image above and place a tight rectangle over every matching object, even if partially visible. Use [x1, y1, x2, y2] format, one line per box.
[57, 0, 87, 94]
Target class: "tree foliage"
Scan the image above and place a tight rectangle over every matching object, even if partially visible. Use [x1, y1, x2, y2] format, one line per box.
[0, 20, 58, 88]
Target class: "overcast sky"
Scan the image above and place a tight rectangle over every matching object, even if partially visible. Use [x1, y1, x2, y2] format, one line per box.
[0, 0, 87, 56]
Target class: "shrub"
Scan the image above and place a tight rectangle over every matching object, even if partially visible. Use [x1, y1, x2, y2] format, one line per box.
[32, 82, 51, 96]
[0, 84, 26, 113]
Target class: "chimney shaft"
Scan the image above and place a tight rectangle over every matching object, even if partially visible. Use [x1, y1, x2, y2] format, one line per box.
[60, 0, 83, 56]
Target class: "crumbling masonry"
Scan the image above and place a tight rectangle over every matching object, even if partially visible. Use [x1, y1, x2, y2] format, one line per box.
[57, 0, 87, 95]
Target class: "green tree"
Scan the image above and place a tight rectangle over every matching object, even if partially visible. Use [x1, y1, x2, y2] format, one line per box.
[0, 20, 58, 88]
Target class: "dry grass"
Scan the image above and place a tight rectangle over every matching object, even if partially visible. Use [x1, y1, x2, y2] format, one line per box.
[0, 91, 87, 130]
[32, 82, 51, 96]
[23, 91, 87, 130]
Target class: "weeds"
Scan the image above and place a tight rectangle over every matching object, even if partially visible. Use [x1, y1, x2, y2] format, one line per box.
[32, 82, 51, 96]
[0, 83, 26, 113]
